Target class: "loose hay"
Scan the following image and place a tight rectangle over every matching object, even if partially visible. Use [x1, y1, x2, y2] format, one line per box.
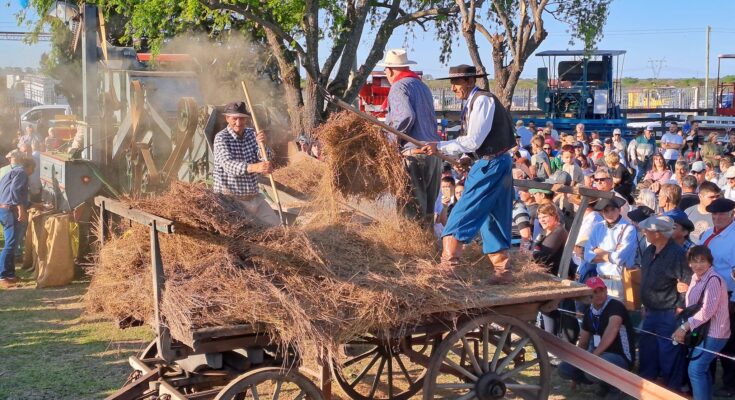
[271, 157, 326, 198]
[315, 111, 409, 201]
[86, 182, 559, 359]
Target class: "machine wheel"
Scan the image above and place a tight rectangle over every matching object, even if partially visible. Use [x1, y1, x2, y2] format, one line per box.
[423, 315, 550, 400]
[214, 367, 323, 400]
[332, 333, 440, 400]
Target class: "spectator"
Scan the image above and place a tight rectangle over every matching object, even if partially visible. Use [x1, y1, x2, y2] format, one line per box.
[511, 133, 531, 160]
[590, 130, 601, 141]
[690, 121, 703, 148]
[606, 152, 633, 203]
[642, 154, 672, 193]
[558, 277, 635, 398]
[638, 215, 691, 391]
[547, 142, 563, 173]
[717, 156, 733, 188]
[518, 186, 539, 235]
[527, 121, 537, 137]
[543, 127, 556, 150]
[705, 160, 719, 184]
[678, 175, 700, 210]
[578, 156, 594, 179]
[682, 136, 699, 163]
[723, 166, 735, 201]
[724, 132, 735, 158]
[434, 176, 456, 232]
[671, 214, 695, 251]
[0, 157, 34, 288]
[698, 198, 735, 397]
[454, 180, 464, 201]
[561, 145, 584, 186]
[701, 132, 723, 166]
[632, 125, 657, 183]
[636, 189, 658, 213]
[17, 125, 41, 150]
[533, 203, 569, 277]
[662, 122, 684, 171]
[571, 196, 603, 282]
[515, 120, 533, 148]
[589, 139, 605, 163]
[530, 135, 552, 180]
[0, 150, 22, 181]
[513, 190, 532, 249]
[673, 246, 731, 400]
[658, 183, 685, 220]
[575, 125, 590, 155]
[690, 160, 707, 187]
[612, 128, 627, 154]
[45, 128, 63, 151]
[627, 206, 655, 268]
[584, 197, 637, 300]
[593, 168, 630, 219]
[546, 121, 559, 141]
[685, 181, 721, 243]
[671, 160, 689, 186]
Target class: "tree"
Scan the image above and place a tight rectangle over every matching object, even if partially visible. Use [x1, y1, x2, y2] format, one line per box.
[455, 0, 612, 107]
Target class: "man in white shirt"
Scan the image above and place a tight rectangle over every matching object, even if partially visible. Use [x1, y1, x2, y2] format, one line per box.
[722, 166, 735, 201]
[584, 197, 638, 301]
[515, 120, 533, 149]
[424, 64, 516, 283]
[661, 122, 683, 171]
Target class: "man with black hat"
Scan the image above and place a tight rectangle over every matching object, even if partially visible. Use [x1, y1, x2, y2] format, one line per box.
[671, 214, 695, 251]
[378, 49, 442, 224]
[422, 64, 516, 283]
[699, 197, 735, 396]
[213, 101, 279, 227]
[583, 197, 638, 300]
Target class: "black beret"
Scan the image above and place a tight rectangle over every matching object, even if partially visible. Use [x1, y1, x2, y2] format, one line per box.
[671, 214, 695, 232]
[593, 196, 626, 211]
[705, 198, 735, 213]
[628, 206, 655, 223]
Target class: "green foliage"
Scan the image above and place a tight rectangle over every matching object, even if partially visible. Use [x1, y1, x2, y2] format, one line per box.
[557, 0, 612, 52]
[723, 75, 735, 84]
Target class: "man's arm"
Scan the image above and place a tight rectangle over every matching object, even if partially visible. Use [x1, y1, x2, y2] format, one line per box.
[387, 85, 416, 134]
[578, 329, 591, 350]
[592, 315, 623, 356]
[608, 226, 637, 267]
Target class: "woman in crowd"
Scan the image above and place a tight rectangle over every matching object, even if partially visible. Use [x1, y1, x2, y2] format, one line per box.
[701, 132, 723, 167]
[606, 152, 634, 203]
[673, 246, 730, 400]
[682, 137, 699, 163]
[642, 153, 672, 192]
[531, 135, 552, 180]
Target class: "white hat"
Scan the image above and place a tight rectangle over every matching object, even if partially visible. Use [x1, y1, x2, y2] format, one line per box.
[646, 124, 657, 131]
[613, 128, 622, 135]
[591, 139, 603, 147]
[725, 165, 735, 179]
[377, 49, 417, 68]
[691, 161, 706, 173]
[516, 120, 524, 126]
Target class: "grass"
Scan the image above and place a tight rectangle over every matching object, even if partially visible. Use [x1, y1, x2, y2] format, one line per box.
[0, 269, 154, 400]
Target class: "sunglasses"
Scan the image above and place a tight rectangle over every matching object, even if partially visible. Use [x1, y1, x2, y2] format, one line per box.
[593, 177, 611, 182]
[693, 170, 705, 174]
[543, 147, 551, 151]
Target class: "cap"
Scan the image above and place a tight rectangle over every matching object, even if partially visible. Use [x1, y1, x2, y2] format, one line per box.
[516, 120, 524, 126]
[646, 124, 657, 131]
[586, 276, 607, 290]
[671, 214, 695, 232]
[591, 139, 603, 147]
[724, 165, 735, 179]
[639, 215, 674, 233]
[613, 128, 622, 135]
[223, 101, 250, 117]
[5, 150, 23, 160]
[545, 121, 554, 127]
[593, 196, 626, 211]
[706, 198, 735, 213]
[691, 161, 706, 173]
[627, 206, 655, 223]
[549, 170, 572, 186]
[573, 141, 584, 148]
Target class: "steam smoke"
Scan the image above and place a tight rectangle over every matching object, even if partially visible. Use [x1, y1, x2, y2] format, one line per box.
[161, 33, 291, 145]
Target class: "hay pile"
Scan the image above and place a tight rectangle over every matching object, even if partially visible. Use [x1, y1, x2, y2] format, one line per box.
[315, 111, 408, 201]
[271, 157, 326, 198]
[86, 182, 549, 357]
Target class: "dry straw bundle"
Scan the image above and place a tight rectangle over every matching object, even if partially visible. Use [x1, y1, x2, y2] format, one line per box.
[315, 111, 408, 201]
[86, 182, 550, 357]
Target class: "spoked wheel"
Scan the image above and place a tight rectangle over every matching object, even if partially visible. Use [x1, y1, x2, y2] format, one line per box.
[214, 367, 323, 400]
[423, 315, 550, 400]
[332, 333, 441, 400]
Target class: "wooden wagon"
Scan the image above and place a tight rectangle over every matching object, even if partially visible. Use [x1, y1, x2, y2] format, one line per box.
[96, 187, 599, 400]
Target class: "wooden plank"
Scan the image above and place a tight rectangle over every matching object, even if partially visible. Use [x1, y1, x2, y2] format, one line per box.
[104, 367, 160, 400]
[94, 196, 175, 234]
[191, 324, 261, 340]
[513, 179, 614, 199]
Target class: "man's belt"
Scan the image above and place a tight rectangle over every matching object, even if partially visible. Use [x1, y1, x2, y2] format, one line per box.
[234, 194, 259, 201]
[598, 274, 622, 281]
[0, 204, 15, 209]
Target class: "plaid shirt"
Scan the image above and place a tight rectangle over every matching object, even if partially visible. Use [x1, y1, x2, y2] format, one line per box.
[213, 127, 270, 196]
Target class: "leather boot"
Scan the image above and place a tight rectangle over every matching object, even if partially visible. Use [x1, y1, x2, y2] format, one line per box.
[439, 236, 463, 275]
[487, 251, 512, 284]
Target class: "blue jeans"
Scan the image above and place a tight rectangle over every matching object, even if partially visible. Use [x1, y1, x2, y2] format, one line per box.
[558, 351, 629, 393]
[0, 208, 19, 279]
[689, 336, 728, 400]
[638, 309, 687, 390]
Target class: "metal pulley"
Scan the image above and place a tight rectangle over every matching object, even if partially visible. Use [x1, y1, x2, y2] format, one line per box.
[176, 97, 199, 135]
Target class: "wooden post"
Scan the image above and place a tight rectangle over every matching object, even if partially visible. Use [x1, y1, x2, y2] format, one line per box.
[151, 221, 173, 362]
[558, 196, 589, 280]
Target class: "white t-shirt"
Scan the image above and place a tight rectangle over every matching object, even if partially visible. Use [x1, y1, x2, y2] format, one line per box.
[516, 126, 533, 147]
[661, 132, 683, 160]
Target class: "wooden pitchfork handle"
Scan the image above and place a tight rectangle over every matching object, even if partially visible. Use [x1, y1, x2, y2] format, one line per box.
[316, 85, 460, 167]
[240, 81, 286, 226]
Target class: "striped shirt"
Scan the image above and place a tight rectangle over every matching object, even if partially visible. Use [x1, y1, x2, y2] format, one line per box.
[213, 127, 270, 196]
[686, 267, 731, 339]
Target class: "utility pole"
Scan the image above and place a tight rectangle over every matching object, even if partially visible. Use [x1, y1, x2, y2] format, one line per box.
[705, 25, 711, 111]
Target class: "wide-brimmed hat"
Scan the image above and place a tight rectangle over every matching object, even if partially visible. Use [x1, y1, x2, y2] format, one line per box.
[593, 196, 626, 211]
[377, 49, 417, 68]
[435, 64, 489, 80]
[223, 101, 250, 117]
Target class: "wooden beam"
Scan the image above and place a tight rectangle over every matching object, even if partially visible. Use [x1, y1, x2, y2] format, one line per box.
[513, 179, 615, 199]
[94, 196, 175, 234]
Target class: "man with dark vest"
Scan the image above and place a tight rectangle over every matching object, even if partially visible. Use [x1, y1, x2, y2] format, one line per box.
[423, 65, 516, 283]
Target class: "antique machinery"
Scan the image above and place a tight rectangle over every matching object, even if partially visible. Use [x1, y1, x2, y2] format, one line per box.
[529, 50, 628, 134]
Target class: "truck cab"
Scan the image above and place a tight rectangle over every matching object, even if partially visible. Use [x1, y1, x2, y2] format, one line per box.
[20, 104, 73, 135]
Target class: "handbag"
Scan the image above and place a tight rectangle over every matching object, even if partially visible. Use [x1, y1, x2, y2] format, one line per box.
[676, 275, 721, 349]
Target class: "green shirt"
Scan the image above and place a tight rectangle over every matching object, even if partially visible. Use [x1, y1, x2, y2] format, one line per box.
[0, 164, 12, 181]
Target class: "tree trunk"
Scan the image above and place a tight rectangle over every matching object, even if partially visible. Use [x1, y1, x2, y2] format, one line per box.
[264, 30, 308, 139]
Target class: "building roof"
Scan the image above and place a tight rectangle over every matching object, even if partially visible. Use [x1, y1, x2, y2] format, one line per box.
[718, 54, 735, 59]
[536, 50, 626, 57]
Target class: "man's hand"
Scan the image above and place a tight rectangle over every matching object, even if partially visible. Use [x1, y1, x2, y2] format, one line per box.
[422, 142, 439, 156]
[247, 161, 273, 175]
[677, 281, 689, 293]
[255, 130, 267, 145]
[17, 208, 28, 223]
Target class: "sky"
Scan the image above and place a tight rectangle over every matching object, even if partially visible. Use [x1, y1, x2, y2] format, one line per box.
[1, 0, 734, 79]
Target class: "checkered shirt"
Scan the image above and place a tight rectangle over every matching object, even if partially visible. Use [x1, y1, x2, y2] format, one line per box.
[213, 127, 270, 196]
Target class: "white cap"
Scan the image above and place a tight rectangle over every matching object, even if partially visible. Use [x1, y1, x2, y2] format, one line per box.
[646, 124, 657, 131]
[691, 161, 706, 173]
[613, 128, 622, 135]
[725, 165, 735, 179]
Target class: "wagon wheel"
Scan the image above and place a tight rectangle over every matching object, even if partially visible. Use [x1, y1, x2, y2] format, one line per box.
[214, 367, 323, 400]
[332, 333, 440, 400]
[423, 315, 550, 400]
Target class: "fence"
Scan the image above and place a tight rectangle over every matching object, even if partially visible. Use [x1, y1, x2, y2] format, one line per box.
[431, 86, 718, 112]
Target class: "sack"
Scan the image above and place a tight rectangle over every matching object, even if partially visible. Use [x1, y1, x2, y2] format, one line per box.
[622, 267, 642, 311]
[676, 275, 720, 349]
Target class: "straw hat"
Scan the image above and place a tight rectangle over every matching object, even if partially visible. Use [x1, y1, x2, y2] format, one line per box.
[376, 49, 417, 68]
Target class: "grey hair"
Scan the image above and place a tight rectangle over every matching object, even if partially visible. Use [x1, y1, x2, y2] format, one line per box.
[636, 189, 658, 212]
